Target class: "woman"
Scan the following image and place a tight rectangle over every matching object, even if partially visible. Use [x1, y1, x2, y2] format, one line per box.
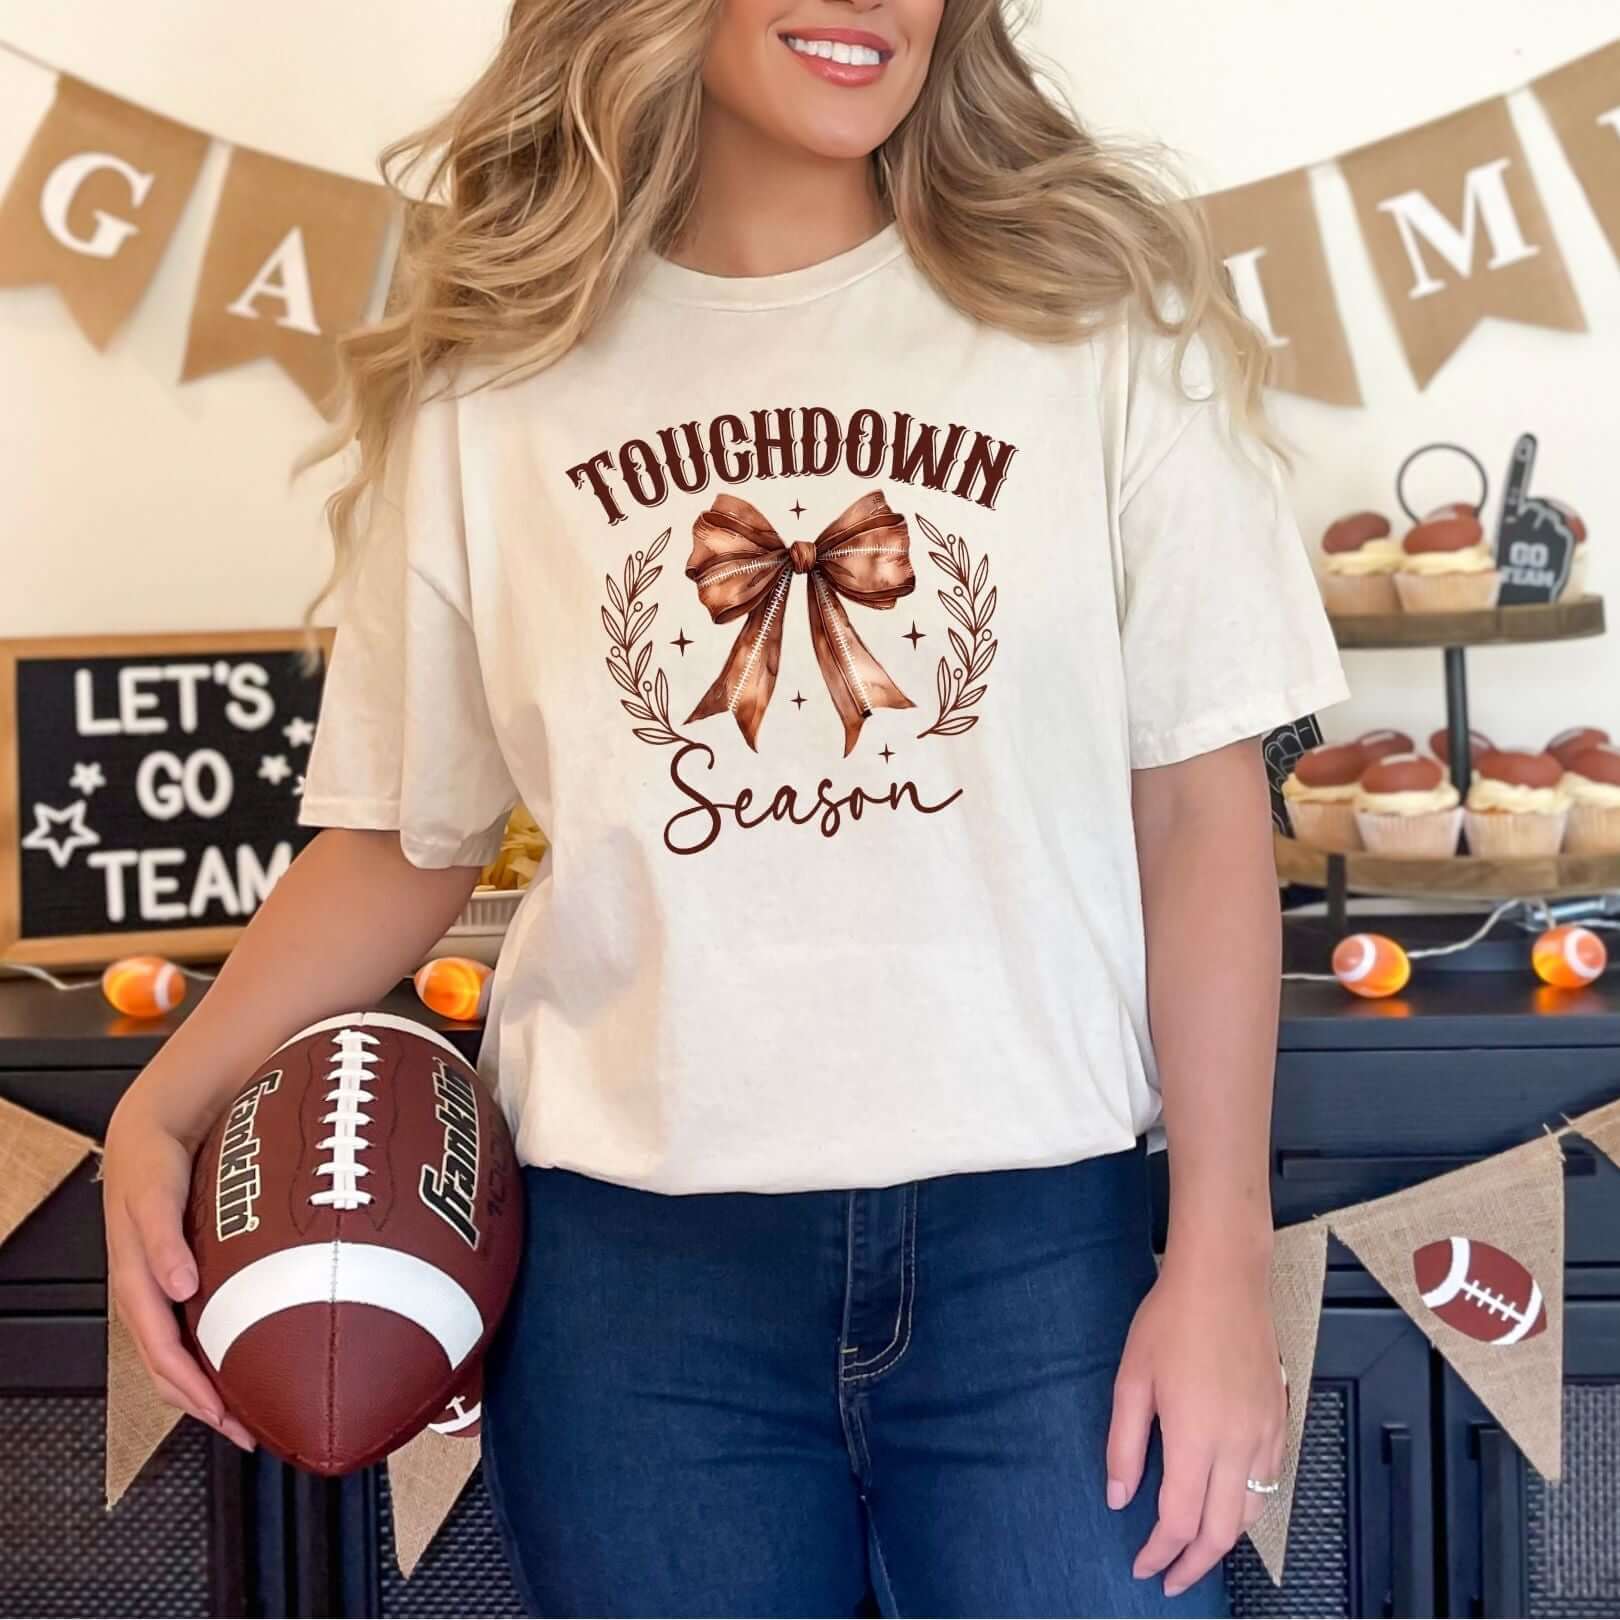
[103, 1, 1346, 1614]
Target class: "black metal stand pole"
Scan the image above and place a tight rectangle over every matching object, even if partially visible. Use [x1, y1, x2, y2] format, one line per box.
[1443, 645, 1471, 798]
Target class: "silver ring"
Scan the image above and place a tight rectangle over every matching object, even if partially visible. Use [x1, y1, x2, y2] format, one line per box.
[1246, 1478, 1281, 1496]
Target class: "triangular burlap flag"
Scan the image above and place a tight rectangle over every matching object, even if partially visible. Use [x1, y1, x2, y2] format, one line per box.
[1566, 1095, 1620, 1173]
[180, 146, 393, 414]
[387, 1404, 483, 1578]
[105, 1289, 184, 1507]
[1245, 1218, 1327, 1586]
[1203, 169, 1362, 407]
[0, 1096, 97, 1249]
[1330, 1132, 1565, 1480]
[0, 75, 209, 348]
[1340, 96, 1585, 388]
[1533, 42, 1620, 271]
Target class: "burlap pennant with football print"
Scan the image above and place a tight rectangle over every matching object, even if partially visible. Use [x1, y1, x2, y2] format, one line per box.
[387, 1366, 485, 1577]
[1245, 1218, 1327, 1586]
[105, 1289, 184, 1508]
[1329, 1132, 1565, 1480]
[0, 75, 209, 348]
[0, 1096, 98, 1251]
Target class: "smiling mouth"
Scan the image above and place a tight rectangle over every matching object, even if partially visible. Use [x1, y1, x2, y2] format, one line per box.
[780, 31, 893, 80]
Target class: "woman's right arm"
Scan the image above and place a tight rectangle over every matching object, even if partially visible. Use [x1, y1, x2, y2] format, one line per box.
[102, 827, 484, 1448]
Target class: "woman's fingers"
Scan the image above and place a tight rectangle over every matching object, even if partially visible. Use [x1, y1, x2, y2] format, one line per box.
[1163, 1457, 1249, 1597]
[1105, 1366, 1155, 1509]
[1241, 1423, 1288, 1531]
[1132, 1437, 1211, 1580]
[110, 1253, 220, 1427]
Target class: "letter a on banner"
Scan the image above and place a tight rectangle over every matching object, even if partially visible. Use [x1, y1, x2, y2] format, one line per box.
[1202, 169, 1362, 406]
[1533, 40, 1620, 271]
[1340, 97, 1584, 388]
[180, 147, 393, 415]
[0, 76, 209, 348]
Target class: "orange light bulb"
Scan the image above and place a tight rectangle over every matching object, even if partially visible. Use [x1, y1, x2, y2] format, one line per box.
[1531, 925, 1607, 989]
[101, 955, 186, 1019]
[1332, 933, 1411, 998]
[413, 956, 492, 1022]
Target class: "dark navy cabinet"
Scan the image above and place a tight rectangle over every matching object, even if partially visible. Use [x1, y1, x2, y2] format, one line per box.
[4, 972, 1620, 1617]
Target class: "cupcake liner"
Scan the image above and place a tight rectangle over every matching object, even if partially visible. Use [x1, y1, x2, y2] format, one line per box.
[1564, 802, 1620, 855]
[1393, 570, 1502, 613]
[1463, 808, 1568, 858]
[1561, 550, 1589, 601]
[1320, 572, 1400, 616]
[1354, 806, 1462, 858]
[1286, 799, 1363, 854]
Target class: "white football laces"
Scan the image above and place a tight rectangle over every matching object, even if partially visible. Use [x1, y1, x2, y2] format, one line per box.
[311, 1027, 379, 1210]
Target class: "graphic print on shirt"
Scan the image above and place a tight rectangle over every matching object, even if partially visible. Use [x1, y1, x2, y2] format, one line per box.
[585, 406, 1014, 856]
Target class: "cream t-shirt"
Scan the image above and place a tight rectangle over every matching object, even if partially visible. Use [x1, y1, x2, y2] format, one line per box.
[298, 224, 1347, 1194]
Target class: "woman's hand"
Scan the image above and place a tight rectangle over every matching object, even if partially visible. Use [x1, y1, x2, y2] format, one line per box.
[102, 1091, 256, 1451]
[1106, 1250, 1285, 1598]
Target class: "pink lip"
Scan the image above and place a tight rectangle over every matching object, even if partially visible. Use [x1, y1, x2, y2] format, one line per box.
[780, 27, 894, 87]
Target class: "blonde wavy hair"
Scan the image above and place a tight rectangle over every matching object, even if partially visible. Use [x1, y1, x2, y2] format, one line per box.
[304, 0, 1275, 621]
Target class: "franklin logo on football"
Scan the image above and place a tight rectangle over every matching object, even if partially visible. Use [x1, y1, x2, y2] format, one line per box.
[215, 1070, 280, 1240]
[420, 1056, 482, 1249]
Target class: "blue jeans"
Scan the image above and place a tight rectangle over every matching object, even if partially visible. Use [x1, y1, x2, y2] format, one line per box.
[482, 1143, 1227, 1618]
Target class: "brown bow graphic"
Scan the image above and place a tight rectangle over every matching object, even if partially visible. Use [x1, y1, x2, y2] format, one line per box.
[684, 491, 916, 754]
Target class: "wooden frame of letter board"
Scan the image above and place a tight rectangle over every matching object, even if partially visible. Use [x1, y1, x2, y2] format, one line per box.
[0, 630, 331, 970]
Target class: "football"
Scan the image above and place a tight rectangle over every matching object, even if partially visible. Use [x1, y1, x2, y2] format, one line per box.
[1412, 1236, 1546, 1346]
[429, 1363, 484, 1441]
[182, 1011, 522, 1474]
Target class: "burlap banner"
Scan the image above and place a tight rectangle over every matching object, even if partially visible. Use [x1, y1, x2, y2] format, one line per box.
[1246, 1218, 1327, 1587]
[1568, 1095, 1620, 1172]
[0, 1094, 98, 1249]
[179, 145, 392, 415]
[1340, 96, 1586, 389]
[0, 75, 209, 349]
[388, 1368, 485, 1578]
[105, 1289, 183, 1508]
[1329, 1132, 1565, 1481]
[1533, 41, 1620, 270]
[1203, 169, 1361, 407]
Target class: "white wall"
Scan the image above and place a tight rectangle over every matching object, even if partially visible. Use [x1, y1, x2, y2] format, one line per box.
[3, 1, 1618, 751]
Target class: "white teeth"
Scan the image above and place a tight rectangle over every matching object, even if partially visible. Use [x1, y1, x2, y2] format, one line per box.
[785, 35, 883, 67]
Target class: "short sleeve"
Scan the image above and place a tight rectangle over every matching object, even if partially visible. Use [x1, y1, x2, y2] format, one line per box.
[1116, 329, 1348, 770]
[297, 393, 519, 867]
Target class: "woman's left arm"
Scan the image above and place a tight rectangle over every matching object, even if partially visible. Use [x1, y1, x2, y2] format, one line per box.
[1109, 734, 1287, 1599]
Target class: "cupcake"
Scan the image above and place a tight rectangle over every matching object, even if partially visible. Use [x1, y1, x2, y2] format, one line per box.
[1394, 513, 1502, 612]
[1282, 743, 1367, 852]
[1561, 744, 1620, 855]
[1319, 512, 1402, 614]
[1354, 753, 1463, 857]
[1356, 728, 1415, 765]
[1548, 725, 1610, 769]
[1464, 749, 1570, 857]
[1429, 726, 1493, 781]
[1546, 500, 1588, 599]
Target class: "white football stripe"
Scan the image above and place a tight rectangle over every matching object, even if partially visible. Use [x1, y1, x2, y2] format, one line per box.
[1494, 1279, 1542, 1345]
[270, 1010, 470, 1067]
[194, 1241, 483, 1371]
[1420, 1236, 1471, 1307]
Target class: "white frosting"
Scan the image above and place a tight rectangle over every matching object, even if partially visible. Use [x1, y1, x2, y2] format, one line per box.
[1283, 774, 1360, 804]
[1560, 771, 1620, 809]
[1400, 543, 1497, 577]
[1354, 781, 1461, 816]
[1466, 777, 1572, 814]
[1324, 541, 1403, 577]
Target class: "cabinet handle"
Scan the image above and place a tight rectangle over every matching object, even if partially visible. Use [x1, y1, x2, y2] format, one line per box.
[1383, 1424, 1417, 1618]
[1278, 1148, 1595, 1182]
[1476, 1424, 1524, 1617]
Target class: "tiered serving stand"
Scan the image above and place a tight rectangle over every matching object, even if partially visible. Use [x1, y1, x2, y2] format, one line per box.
[1274, 594, 1615, 935]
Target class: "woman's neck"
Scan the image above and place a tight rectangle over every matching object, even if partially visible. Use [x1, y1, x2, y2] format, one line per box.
[667, 100, 889, 278]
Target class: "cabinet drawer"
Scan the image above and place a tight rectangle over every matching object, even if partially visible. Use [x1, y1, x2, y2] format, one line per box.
[0, 1070, 135, 1287]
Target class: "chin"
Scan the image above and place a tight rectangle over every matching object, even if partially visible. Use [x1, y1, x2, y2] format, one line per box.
[786, 120, 892, 162]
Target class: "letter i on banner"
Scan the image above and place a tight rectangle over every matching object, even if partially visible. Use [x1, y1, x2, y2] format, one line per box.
[180, 148, 393, 416]
[1201, 168, 1362, 407]
[1532, 41, 1620, 270]
[1339, 97, 1584, 389]
[0, 77, 209, 348]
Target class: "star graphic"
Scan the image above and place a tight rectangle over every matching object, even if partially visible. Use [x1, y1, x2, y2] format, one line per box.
[258, 754, 292, 786]
[789, 501, 806, 519]
[880, 745, 895, 763]
[282, 716, 316, 748]
[69, 761, 106, 796]
[791, 692, 807, 709]
[293, 774, 305, 798]
[21, 799, 100, 870]
[903, 623, 925, 649]
[672, 630, 692, 656]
